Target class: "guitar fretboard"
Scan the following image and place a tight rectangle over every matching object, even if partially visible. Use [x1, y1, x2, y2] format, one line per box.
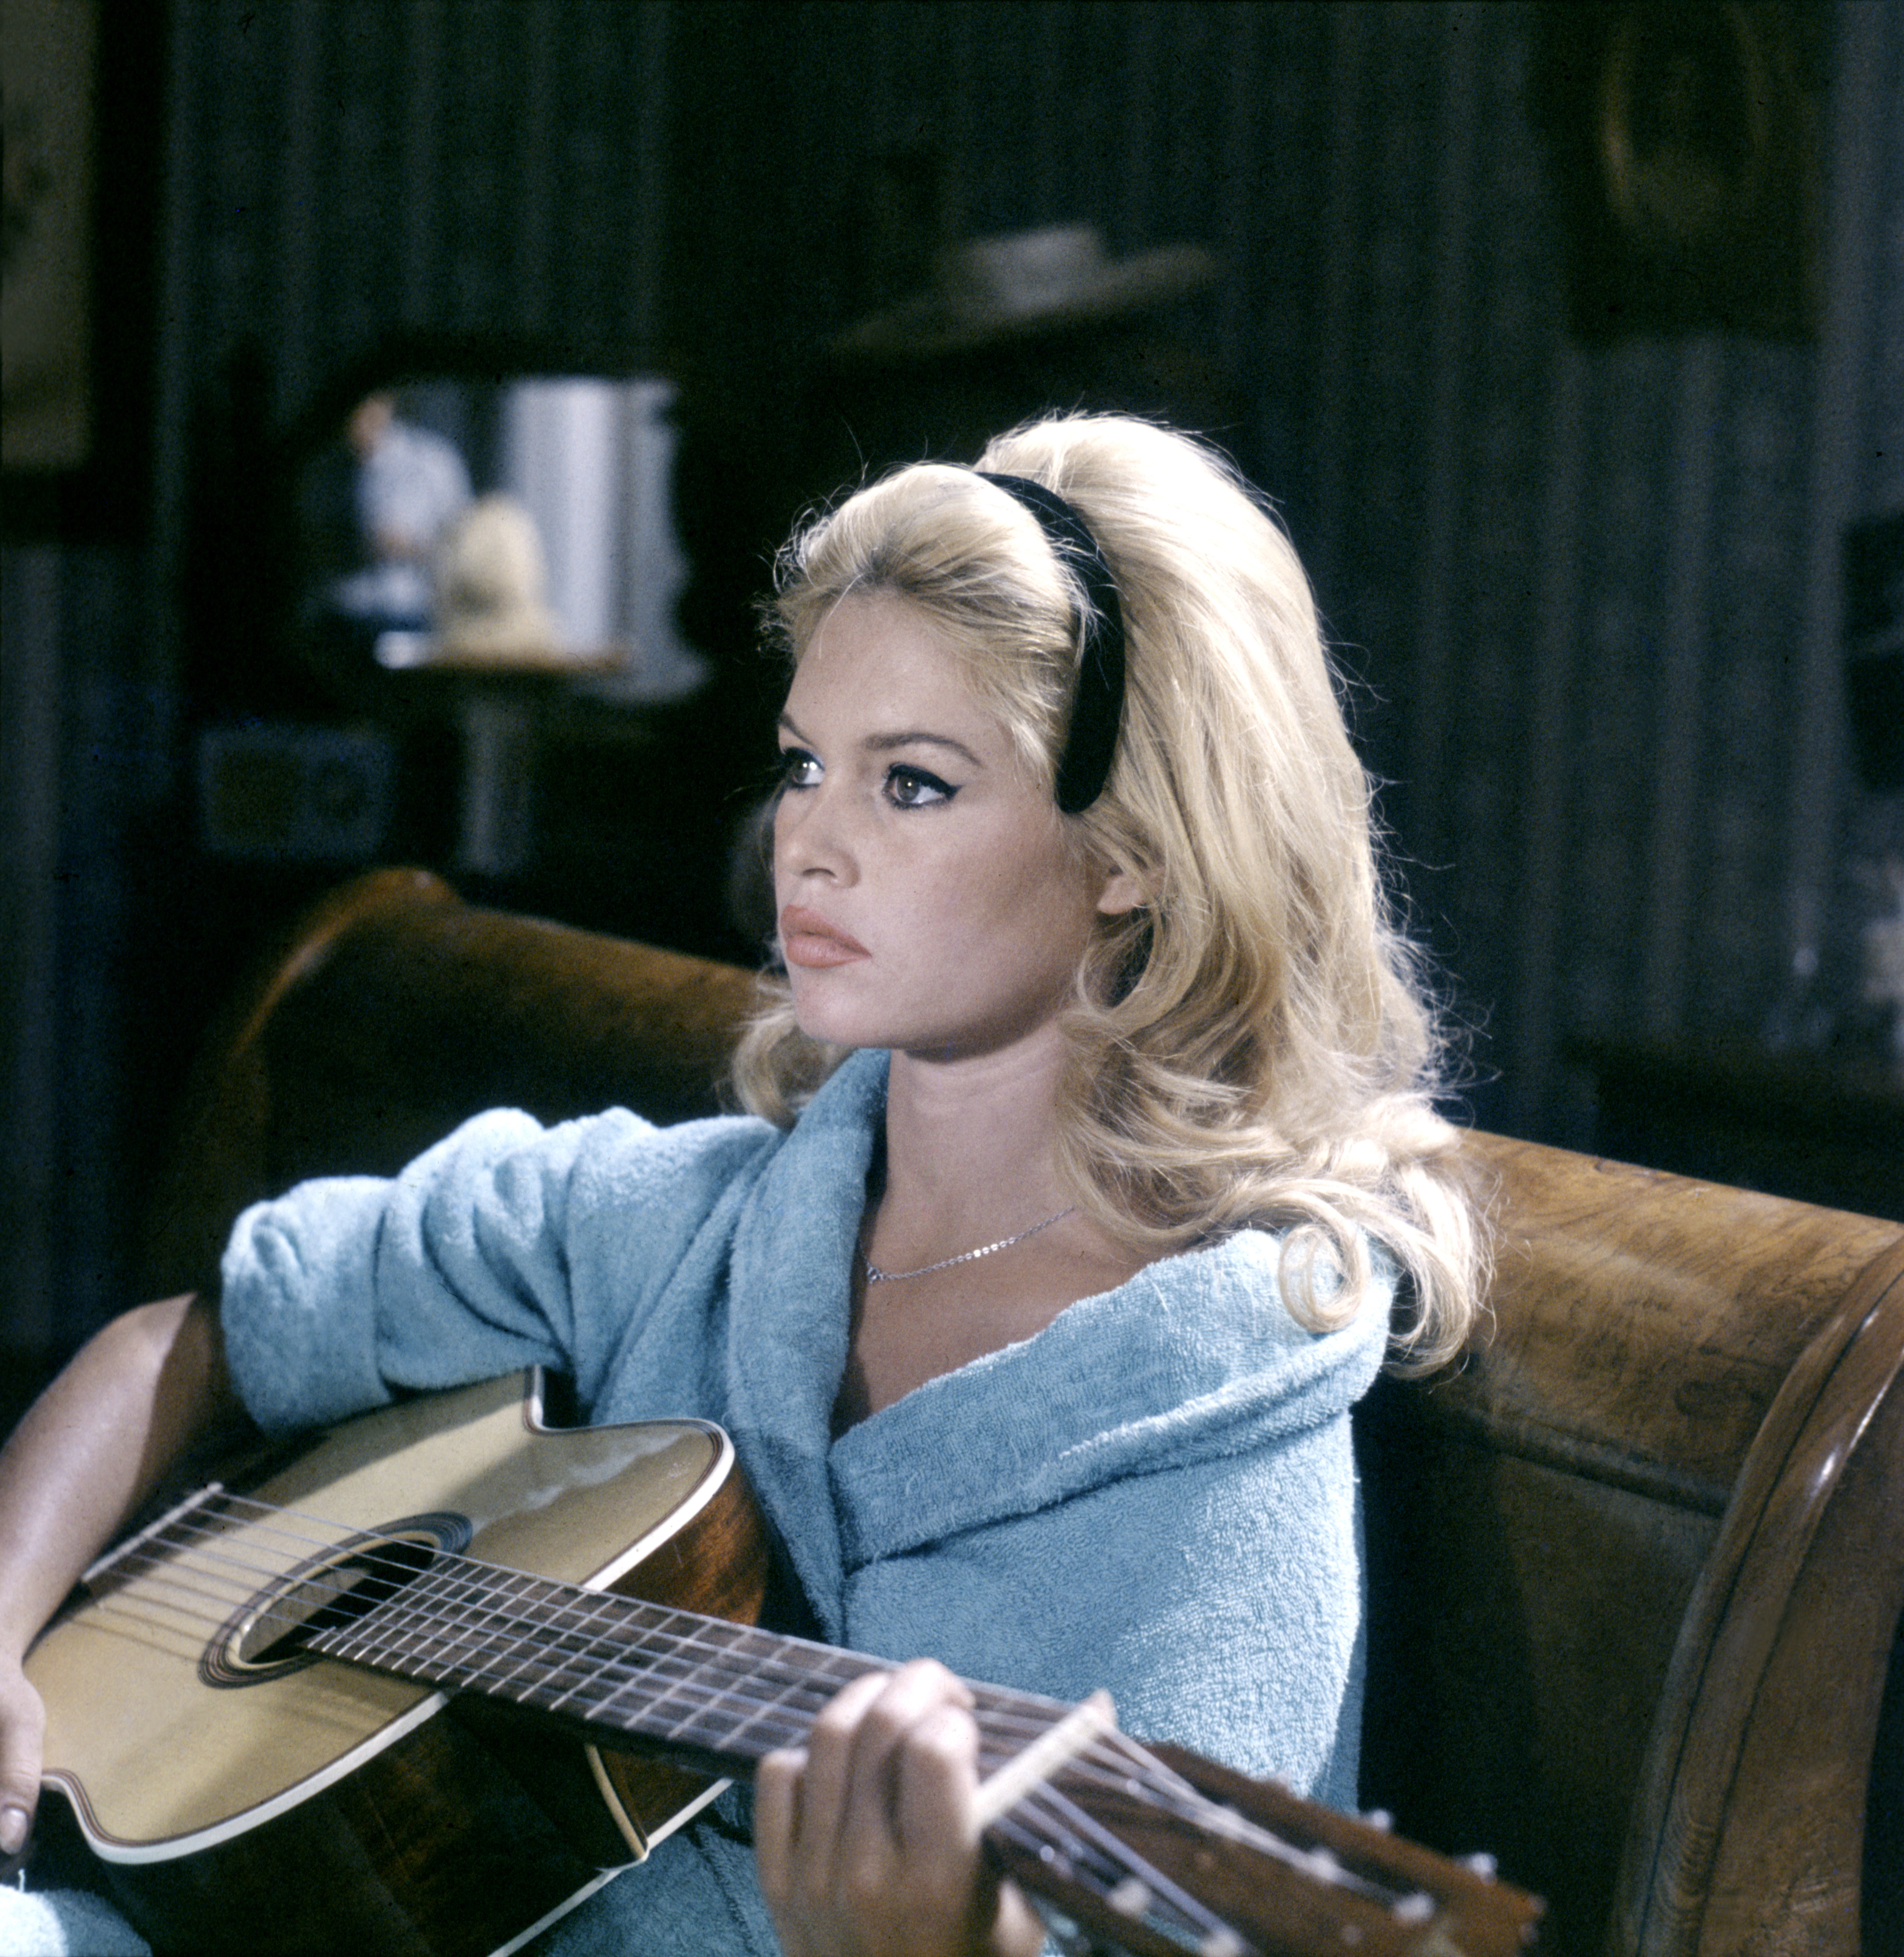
[303, 1555, 1064, 1778]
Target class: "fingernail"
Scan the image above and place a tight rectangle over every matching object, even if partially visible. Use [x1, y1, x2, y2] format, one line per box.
[0, 1805, 27, 1857]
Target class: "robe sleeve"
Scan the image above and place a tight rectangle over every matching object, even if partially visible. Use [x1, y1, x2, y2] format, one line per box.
[218, 1105, 776, 1435]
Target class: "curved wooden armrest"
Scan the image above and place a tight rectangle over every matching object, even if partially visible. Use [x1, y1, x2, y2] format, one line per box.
[1363, 1134, 1903, 1956]
[1616, 1229, 1904, 1957]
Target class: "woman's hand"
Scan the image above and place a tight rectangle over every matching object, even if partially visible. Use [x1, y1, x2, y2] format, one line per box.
[0, 1658, 46, 1873]
[755, 1660, 1044, 1957]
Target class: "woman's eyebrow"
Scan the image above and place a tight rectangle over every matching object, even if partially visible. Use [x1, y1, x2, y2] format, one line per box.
[777, 712, 982, 771]
[863, 730, 984, 768]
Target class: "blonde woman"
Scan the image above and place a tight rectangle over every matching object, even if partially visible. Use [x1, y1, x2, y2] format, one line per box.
[0, 416, 1481, 1957]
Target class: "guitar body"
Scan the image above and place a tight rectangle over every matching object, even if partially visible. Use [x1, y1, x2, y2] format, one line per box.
[26, 1373, 776, 1957]
[28, 1374, 1546, 1957]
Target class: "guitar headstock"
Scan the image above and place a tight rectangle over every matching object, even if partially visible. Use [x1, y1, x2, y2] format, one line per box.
[986, 1737, 1543, 1957]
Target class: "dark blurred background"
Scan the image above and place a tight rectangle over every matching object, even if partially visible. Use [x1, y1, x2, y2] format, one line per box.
[6, 0, 1903, 1396]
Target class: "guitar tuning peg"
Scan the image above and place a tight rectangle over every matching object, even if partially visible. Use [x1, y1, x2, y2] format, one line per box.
[1462, 1852, 1499, 1880]
[1361, 1807, 1394, 1830]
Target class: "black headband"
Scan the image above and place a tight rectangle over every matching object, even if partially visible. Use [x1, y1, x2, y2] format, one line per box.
[976, 471, 1127, 815]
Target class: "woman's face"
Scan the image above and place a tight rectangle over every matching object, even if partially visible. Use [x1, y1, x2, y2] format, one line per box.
[774, 593, 1137, 1060]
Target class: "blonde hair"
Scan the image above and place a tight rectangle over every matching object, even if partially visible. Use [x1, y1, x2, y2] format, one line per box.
[733, 414, 1484, 1369]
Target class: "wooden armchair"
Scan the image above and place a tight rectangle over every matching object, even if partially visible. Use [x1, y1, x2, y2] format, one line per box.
[142, 870, 1904, 1957]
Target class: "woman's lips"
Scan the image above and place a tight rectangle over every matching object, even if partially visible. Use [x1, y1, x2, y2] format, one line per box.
[780, 905, 871, 969]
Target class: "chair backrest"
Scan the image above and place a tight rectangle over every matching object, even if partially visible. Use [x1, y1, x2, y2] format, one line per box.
[140, 867, 760, 1297]
[145, 870, 1904, 1957]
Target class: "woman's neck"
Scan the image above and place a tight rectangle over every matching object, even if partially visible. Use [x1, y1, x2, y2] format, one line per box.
[835, 1024, 1147, 1433]
[877, 1026, 1072, 1243]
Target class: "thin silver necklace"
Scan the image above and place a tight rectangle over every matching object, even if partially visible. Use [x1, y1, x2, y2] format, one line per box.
[861, 1206, 1076, 1283]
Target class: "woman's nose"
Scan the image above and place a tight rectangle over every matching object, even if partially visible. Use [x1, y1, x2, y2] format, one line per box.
[774, 781, 856, 884]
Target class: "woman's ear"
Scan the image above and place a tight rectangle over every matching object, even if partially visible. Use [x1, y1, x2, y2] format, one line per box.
[1095, 867, 1147, 917]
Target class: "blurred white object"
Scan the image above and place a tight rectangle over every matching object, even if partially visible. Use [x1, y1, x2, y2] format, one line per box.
[833, 224, 1218, 359]
[432, 494, 568, 664]
[499, 377, 708, 702]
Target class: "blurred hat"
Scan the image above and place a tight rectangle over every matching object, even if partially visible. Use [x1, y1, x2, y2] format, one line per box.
[430, 494, 571, 666]
[833, 224, 1217, 361]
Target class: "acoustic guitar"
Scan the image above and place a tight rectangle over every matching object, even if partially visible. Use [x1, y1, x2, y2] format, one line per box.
[24, 1372, 1542, 1957]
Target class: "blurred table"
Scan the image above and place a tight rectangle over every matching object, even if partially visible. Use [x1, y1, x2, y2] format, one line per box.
[378, 655, 642, 878]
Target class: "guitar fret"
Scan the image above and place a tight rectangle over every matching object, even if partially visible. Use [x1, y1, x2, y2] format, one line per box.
[523, 1588, 683, 1718]
[535, 1602, 834, 1761]
[694, 1653, 836, 1756]
[412, 1568, 572, 1695]
[465, 1574, 556, 1696]
[667, 1617, 848, 1751]
[548, 1600, 735, 1735]
[587, 1606, 748, 1743]
[538, 1590, 691, 1719]
[322, 1564, 527, 1688]
[509, 1587, 633, 1710]
[368, 1568, 488, 1676]
[305, 1557, 811, 1760]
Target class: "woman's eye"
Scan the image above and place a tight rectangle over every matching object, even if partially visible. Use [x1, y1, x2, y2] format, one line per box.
[779, 749, 822, 790]
[885, 764, 955, 808]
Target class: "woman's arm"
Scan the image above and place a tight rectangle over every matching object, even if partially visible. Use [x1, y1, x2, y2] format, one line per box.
[0, 1293, 252, 1865]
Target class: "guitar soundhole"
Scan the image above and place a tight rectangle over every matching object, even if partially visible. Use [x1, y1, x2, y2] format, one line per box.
[202, 1511, 470, 1688]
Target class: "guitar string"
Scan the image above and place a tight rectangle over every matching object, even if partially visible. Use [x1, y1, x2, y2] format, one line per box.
[75, 1539, 1247, 1948]
[89, 1488, 1147, 1767]
[1015, 1779, 1259, 1952]
[305, 1542, 1240, 1938]
[79, 1492, 1413, 1921]
[85, 1498, 1309, 1836]
[91, 1499, 1086, 1759]
[81, 1528, 1406, 1946]
[95, 1484, 1112, 1764]
[81, 1504, 1147, 1797]
[218, 1561, 1415, 1942]
[85, 1492, 1398, 1899]
[87, 1513, 1200, 1836]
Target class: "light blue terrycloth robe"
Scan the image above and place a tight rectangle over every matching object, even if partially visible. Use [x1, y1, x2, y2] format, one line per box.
[9, 1048, 1388, 1957]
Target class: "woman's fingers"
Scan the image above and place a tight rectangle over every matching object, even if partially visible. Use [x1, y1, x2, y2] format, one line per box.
[753, 1741, 808, 1910]
[794, 1665, 900, 1878]
[889, 1700, 980, 1864]
[756, 1665, 898, 1923]
[756, 1660, 992, 1957]
[833, 1663, 972, 1880]
[0, 1662, 46, 1874]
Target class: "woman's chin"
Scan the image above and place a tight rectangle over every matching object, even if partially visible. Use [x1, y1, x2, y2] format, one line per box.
[785, 973, 1066, 1063]
[785, 984, 872, 1051]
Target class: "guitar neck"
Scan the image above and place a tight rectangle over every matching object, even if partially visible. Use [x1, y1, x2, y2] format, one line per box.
[304, 1552, 1014, 1778]
[297, 1547, 1543, 1957]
